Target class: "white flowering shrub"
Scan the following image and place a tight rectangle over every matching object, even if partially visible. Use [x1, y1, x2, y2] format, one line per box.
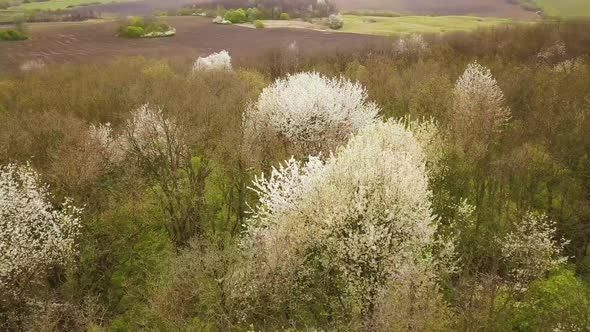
[0, 164, 81, 293]
[87, 122, 124, 164]
[19, 59, 46, 72]
[142, 28, 176, 38]
[212, 16, 231, 24]
[452, 62, 511, 159]
[192, 50, 232, 72]
[537, 41, 567, 64]
[122, 104, 186, 161]
[553, 57, 586, 73]
[247, 72, 379, 153]
[397, 34, 428, 54]
[328, 13, 343, 29]
[244, 121, 453, 321]
[500, 213, 568, 288]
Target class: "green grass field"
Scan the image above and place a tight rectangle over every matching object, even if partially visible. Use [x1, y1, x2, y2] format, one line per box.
[339, 15, 512, 36]
[532, 0, 590, 18]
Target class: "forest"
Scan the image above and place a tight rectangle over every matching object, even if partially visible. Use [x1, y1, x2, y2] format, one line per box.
[1, 20, 590, 331]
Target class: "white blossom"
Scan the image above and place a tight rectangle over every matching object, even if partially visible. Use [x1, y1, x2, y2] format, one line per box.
[500, 212, 568, 289]
[537, 41, 567, 64]
[192, 50, 232, 72]
[244, 120, 453, 316]
[247, 72, 379, 153]
[397, 34, 428, 54]
[142, 28, 176, 38]
[553, 57, 586, 73]
[87, 122, 124, 164]
[451, 62, 511, 159]
[212, 16, 231, 25]
[0, 164, 81, 293]
[122, 104, 186, 161]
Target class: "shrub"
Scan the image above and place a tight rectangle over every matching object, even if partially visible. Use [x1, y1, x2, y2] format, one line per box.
[223, 8, 247, 24]
[328, 13, 343, 29]
[253, 20, 264, 29]
[0, 29, 28, 41]
[120, 25, 144, 38]
[0, 1, 10, 9]
[279, 12, 291, 20]
[128, 15, 144, 27]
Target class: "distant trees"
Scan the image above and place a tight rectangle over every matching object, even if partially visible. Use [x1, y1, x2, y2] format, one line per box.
[247, 72, 379, 154]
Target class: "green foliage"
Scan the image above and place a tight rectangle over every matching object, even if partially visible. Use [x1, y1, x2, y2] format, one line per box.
[253, 19, 264, 29]
[512, 269, 590, 331]
[223, 8, 247, 24]
[118, 17, 172, 38]
[119, 25, 144, 38]
[0, 29, 27, 41]
[279, 12, 291, 20]
[246, 7, 263, 21]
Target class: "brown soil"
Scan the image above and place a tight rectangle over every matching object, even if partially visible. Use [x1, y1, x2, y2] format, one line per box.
[0, 17, 386, 74]
[332, 0, 539, 20]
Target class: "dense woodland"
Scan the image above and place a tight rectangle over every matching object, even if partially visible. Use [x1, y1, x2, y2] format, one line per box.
[1, 21, 590, 331]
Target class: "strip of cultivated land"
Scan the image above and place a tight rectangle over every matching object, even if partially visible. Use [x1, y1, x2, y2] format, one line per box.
[0, 16, 387, 74]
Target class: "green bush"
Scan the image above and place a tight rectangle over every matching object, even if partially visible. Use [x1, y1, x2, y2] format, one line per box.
[223, 8, 247, 24]
[253, 20, 264, 29]
[120, 25, 144, 38]
[0, 29, 28, 41]
[279, 12, 291, 20]
[144, 21, 169, 33]
[0, 1, 11, 10]
[512, 269, 590, 331]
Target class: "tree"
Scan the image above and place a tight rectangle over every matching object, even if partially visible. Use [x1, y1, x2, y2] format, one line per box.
[242, 121, 454, 330]
[0, 164, 81, 294]
[247, 72, 379, 154]
[121, 104, 209, 248]
[451, 62, 510, 161]
[192, 50, 232, 72]
[328, 13, 343, 29]
[500, 212, 568, 288]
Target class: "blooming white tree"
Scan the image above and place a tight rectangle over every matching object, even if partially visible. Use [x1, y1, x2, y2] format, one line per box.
[122, 103, 187, 161]
[500, 212, 568, 289]
[247, 72, 379, 153]
[88, 122, 125, 164]
[192, 50, 232, 72]
[397, 34, 428, 54]
[451, 62, 511, 160]
[0, 164, 81, 293]
[328, 13, 343, 29]
[244, 120, 453, 326]
[537, 41, 567, 65]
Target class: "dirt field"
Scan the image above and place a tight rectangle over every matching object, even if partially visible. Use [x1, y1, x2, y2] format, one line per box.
[0, 17, 386, 74]
[333, 0, 539, 19]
